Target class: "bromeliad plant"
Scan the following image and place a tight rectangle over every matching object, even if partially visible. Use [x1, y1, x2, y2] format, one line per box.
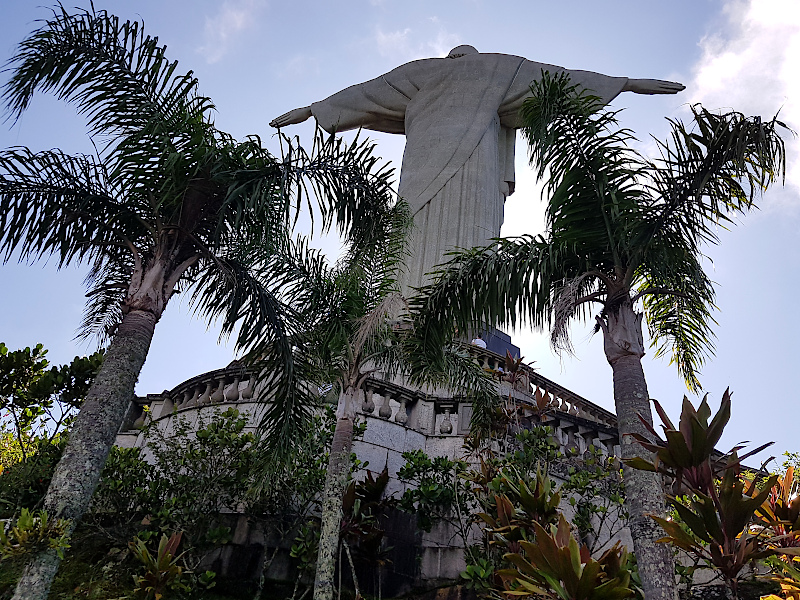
[475, 466, 562, 555]
[498, 514, 635, 600]
[129, 532, 189, 600]
[763, 556, 800, 600]
[626, 390, 784, 598]
[753, 467, 800, 552]
[0, 508, 71, 561]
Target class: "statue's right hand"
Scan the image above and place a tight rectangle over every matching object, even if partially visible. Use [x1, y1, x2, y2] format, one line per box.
[269, 106, 313, 128]
[622, 79, 685, 95]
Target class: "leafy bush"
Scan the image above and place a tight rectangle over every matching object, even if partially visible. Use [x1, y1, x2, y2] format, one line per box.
[0, 436, 64, 517]
[0, 343, 102, 518]
[86, 407, 257, 559]
[397, 449, 471, 532]
[0, 343, 102, 460]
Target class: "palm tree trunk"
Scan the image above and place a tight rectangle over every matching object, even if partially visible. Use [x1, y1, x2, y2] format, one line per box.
[13, 309, 158, 600]
[601, 302, 676, 600]
[313, 390, 355, 600]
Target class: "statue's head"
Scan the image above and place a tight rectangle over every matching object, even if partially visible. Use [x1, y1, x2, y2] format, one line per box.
[447, 45, 478, 59]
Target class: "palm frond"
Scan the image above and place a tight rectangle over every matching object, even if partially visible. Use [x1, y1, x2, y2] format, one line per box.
[0, 147, 150, 266]
[80, 254, 134, 344]
[521, 72, 646, 271]
[634, 105, 790, 257]
[400, 335, 499, 439]
[550, 273, 604, 354]
[351, 292, 406, 362]
[637, 249, 717, 392]
[2, 5, 212, 142]
[212, 135, 288, 246]
[280, 128, 399, 246]
[187, 240, 319, 452]
[409, 235, 569, 367]
[337, 199, 412, 310]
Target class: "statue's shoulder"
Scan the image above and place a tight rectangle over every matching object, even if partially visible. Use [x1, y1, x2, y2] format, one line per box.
[464, 52, 528, 67]
[392, 56, 443, 70]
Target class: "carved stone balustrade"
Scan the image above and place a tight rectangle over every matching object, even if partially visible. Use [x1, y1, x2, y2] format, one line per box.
[117, 347, 623, 462]
[117, 364, 255, 438]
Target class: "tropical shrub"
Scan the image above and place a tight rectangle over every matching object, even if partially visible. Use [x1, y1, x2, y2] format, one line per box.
[499, 514, 635, 600]
[626, 390, 800, 599]
[0, 344, 102, 517]
[129, 532, 190, 599]
[396, 423, 633, 597]
[0, 343, 102, 459]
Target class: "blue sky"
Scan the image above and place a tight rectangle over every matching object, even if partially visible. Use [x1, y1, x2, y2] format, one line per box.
[1, 0, 798, 460]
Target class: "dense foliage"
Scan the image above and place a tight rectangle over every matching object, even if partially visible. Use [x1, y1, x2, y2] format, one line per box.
[0, 343, 102, 517]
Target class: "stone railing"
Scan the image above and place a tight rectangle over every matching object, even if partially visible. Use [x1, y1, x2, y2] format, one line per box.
[168, 365, 255, 410]
[346, 345, 622, 456]
[469, 345, 617, 428]
[360, 377, 427, 425]
[120, 348, 622, 459]
[121, 365, 256, 432]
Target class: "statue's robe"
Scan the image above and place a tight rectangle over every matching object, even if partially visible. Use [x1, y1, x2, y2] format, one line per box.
[310, 53, 628, 290]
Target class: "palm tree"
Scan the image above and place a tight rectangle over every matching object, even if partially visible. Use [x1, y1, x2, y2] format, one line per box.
[255, 198, 496, 600]
[409, 73, 788, 600]
[0, 7, 397, 599]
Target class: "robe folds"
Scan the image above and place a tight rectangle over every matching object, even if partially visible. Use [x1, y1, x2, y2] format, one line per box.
[310, 52, 628, 290]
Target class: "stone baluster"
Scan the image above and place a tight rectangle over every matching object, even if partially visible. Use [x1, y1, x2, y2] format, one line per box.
[179, 389, 192, 409]
[186, 385, 201, 408]
[240, 377, 254, 400]
[553, 426, 565, 452]
[198, 381, 213, 405]
[394, 397, 408, 425]
[211, 378, 225, 403]
[594, 438, 609, 457]
[440, 407, 453, 434]
[361, 388, 375, 414]
[224, 377, 241, 402]
[378, 390, 393, 419]
[132, 408, 147, 429]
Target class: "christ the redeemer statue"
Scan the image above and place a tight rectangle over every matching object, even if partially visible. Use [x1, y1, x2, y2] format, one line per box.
[271, 45, 684, 290]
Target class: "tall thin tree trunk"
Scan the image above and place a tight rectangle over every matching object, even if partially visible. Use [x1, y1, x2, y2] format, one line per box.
[313, 389, 355, 600]
[600, 302, 677, 600]
[13, 309, 158, 600]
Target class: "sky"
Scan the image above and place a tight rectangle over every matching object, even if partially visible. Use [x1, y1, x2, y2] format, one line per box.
[0, 0, 798, 461]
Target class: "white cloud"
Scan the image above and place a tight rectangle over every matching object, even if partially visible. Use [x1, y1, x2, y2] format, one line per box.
[197, 0, 267, 64]
[373, 25, 461, 61]
[689, 0, 800, 199]
[278, 54, 320, 80]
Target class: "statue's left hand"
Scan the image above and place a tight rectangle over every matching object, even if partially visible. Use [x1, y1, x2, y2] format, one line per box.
[623, 79, 685, 95]
[269, 106, 313, 128]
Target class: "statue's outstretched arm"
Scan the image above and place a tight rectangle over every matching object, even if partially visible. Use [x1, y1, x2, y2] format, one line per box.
[622, 79, 685, 95]
[269, 106, 313, 128]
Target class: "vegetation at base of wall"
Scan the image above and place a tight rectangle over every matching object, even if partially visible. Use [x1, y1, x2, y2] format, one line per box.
[393, 421, 637, 599]
[3, 356, 799, 600]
